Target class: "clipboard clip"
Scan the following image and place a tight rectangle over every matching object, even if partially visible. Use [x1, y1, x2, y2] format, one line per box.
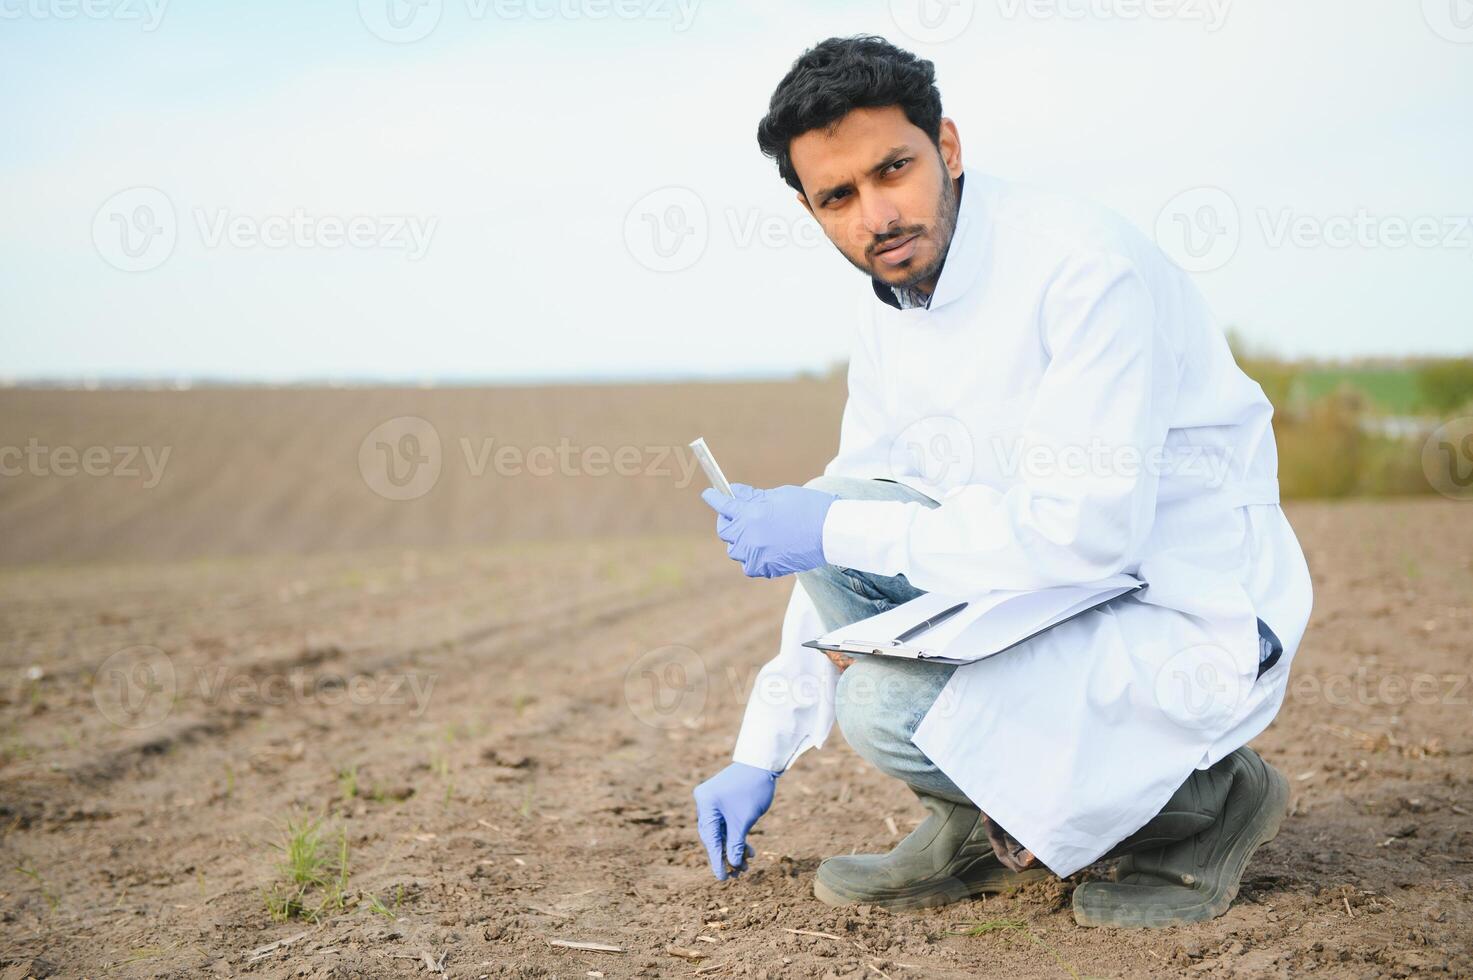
[801, 638, 924, 658]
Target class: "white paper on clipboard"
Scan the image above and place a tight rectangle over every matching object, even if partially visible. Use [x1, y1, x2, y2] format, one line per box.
[801, 574, 1145, 666]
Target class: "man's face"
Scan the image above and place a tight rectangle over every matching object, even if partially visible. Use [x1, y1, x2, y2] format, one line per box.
[789, 105, 964, 293]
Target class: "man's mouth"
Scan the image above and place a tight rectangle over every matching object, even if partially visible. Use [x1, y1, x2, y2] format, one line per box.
[873, 232, 921, 267]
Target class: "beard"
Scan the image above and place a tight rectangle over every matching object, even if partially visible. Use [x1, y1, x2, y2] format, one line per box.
[841, 165, 961, 291]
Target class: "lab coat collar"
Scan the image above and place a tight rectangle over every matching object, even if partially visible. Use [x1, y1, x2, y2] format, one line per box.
[869, 170, 985, 314]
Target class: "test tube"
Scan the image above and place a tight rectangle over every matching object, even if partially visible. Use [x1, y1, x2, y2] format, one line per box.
[688, 436, 733, 496]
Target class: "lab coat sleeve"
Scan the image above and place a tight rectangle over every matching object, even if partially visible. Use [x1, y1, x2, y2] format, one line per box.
[822, 250, 1176, 595]
[731, 578, 840, 772]
[730, 298, 880, 772]
[822, 312, 893, 480]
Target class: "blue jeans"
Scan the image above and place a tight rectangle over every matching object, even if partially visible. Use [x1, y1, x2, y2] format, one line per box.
[798, 475, 972, 806]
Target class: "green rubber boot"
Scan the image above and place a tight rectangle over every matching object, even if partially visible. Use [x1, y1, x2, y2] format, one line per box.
[814, 790, 1051, 911]
[1072, 747, 1289, 928]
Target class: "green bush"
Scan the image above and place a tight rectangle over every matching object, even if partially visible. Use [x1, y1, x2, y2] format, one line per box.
[1417, 358, 1473, 415]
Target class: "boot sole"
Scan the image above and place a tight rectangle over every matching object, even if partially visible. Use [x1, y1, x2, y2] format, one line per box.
[814, 864, 1052, 912]
[1073, 757, 1290, 928]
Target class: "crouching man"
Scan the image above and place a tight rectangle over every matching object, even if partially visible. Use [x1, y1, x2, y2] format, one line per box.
[692, 35, 1313, 928]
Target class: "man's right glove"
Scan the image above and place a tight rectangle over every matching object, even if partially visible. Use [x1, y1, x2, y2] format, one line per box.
[693, 762, 779, 880]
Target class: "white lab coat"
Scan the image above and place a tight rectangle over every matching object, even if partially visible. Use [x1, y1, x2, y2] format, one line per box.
[731, 171, 1313, 877]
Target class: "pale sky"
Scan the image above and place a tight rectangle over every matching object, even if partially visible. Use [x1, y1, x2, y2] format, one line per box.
[2, 0, 1470, 382]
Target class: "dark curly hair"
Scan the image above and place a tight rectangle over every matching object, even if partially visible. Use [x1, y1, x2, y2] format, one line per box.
[756, 35, 944, 196]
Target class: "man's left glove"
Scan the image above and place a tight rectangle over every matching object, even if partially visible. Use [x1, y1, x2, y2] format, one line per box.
[700, 483, 837, 578]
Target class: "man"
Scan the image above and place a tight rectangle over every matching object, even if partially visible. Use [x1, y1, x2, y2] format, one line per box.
[692, 35, 1313, 928]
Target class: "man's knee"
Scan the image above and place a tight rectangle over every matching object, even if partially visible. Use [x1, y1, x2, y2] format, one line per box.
[835, 660, 900, 766]
[837, 658, 957, 753]
[835, 659, 937, 765]
[803, 474, 939, 510]
[803, 474, 870, 499]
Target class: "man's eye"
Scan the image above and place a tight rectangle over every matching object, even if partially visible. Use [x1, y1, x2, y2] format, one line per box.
[824, 189, 851, 207]
[887, 159, 911, 175]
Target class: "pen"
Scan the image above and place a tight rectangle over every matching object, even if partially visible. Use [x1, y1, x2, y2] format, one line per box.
[894, 601, 969, 643]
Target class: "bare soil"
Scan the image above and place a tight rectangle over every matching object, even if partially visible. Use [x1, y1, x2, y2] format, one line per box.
[1, 388, 1470, 978]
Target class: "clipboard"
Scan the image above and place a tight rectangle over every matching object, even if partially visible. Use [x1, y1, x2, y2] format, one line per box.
[801, 575, 1146, 666]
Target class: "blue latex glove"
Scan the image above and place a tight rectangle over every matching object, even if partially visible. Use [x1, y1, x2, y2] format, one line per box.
[693, 762, 779, 880]
[700, 483, 836, 578]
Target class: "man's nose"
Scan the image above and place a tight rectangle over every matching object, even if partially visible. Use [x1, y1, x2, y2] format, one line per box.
[858, 191, 902, 239]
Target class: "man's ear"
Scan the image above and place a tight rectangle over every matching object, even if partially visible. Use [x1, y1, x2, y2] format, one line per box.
[795, 191, 814, 219]
[938, 117, 963, 179]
